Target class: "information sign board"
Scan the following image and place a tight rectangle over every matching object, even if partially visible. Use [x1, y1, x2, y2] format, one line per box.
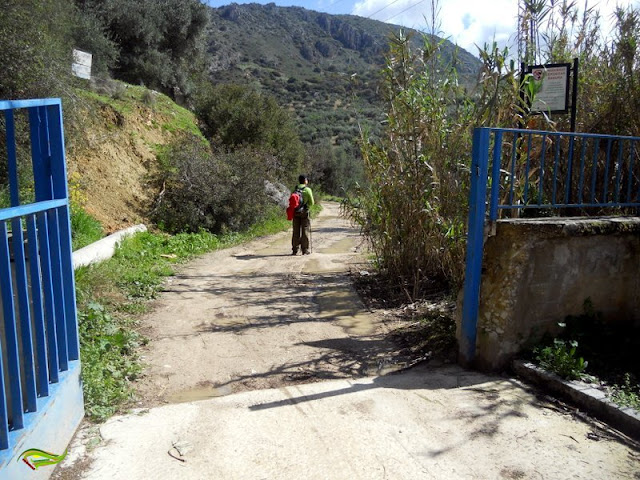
[527, 63, 571, 113]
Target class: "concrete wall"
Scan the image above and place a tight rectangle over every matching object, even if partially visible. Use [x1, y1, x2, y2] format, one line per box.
[458, 217, 640, 370]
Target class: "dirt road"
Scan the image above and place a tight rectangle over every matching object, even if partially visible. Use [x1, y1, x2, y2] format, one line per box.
[54, 202, 639, 479]
[134, 201, 402, 406]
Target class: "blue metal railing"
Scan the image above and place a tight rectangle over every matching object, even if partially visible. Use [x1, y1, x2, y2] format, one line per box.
[0, 99, 79, 451]
[460, 127, 640, 364]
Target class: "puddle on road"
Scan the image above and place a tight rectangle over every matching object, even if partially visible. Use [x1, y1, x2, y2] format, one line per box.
[318, 236, 359, 254]
[166, 384, 233, 404]
[315, 288, 379, 335]
[253, 236, 290, 256]
[302, 258, 347, 274]
[210, 316, 246, 328]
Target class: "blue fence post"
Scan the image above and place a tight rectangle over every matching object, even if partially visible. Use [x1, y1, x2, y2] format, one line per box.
[48, 103, 80, 361]
[489, 130, 503, 222]
[460, 128, 490, 365]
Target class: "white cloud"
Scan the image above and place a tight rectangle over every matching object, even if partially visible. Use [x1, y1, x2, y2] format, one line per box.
[351, 0, 518, 55]
[352, 0, 640, 58]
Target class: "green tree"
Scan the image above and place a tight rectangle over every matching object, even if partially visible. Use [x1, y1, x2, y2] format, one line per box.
[152, 137, 279, 234]
[0, 0, 75, 100]
[75, 0, 209, 100]
[196, 83, 304, 182]
[72, 3, 119, 76]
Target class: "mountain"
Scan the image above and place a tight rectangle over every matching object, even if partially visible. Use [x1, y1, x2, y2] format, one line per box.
[205, 3, 482, 149]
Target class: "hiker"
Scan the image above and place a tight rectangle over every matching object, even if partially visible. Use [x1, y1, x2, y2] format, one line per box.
[290, 174, 314, 255]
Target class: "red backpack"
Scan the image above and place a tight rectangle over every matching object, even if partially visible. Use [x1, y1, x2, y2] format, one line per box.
[286, 186, 305, 220]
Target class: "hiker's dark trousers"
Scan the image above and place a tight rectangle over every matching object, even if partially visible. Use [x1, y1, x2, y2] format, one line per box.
[292, 212, 311, 253]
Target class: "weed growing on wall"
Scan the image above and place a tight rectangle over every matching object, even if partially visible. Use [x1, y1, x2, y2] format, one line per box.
[529, 300, 640, 410]
[609, 374, 640, 410]
[534, 339, 588, 380]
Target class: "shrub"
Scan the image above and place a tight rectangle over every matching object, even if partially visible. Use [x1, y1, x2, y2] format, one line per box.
[0, 0, 75, 100]
[78, 0, 210, 101]
[343, 30, 482, 296]
[344, 1, 640, 297]
[151, 136, 279, 234]
[195, 83, 304, 183]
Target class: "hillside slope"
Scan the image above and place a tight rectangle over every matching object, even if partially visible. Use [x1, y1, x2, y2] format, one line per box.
[207, 3, 481, 146]
[66, 82, 203, 233]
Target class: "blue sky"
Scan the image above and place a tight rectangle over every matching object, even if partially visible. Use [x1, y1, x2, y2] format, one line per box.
[204, 1, 639, 57]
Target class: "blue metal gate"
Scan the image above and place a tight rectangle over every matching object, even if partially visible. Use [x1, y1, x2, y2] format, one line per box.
[460, 127, 640, 364]
[0, 99, 83, 477]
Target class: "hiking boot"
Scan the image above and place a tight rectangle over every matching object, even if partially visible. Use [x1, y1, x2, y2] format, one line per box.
[292, 250, 299, 256]
[302, 250, 311, 255]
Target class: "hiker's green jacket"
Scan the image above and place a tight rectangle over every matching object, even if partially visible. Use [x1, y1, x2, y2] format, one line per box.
[297, 184, 314, 209]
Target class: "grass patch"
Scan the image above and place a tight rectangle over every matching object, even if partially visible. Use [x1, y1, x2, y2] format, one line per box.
[76, 82, 205, 141]
[71, 206, 103, 251]
[77, 302, 142, 421]
[75, 206, 292, 421]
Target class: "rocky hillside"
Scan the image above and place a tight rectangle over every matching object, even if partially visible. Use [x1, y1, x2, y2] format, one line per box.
[66, 81, 203, 233]
[206, 3, 481, 146]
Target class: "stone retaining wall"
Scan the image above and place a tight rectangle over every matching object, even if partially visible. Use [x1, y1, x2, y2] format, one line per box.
[458, 216, 640, 370]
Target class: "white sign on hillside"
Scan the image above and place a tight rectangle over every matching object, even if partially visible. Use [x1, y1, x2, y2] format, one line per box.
[72, 49, 92, 80]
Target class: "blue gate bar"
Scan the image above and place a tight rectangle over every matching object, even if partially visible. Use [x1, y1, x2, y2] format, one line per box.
[0, 336, 8, 449]
[10, 218, 37, 413]
[48, 105, 80, 360]
[590, 141, 599, 203]
[577, 138, 587, 204]
[0, 222, 24, 430]
[36, 212, 59, 383]
[26, 214, 50, 397]
[564, 136, 575, 204]
[551, 136, 561, 204]
[629, 142, 637, 203]
[47, 209, 69, 371]
[485, 127, 640, 140]
[508, 132, 517, 206]
[539, 133, 548, 205]
[0, 200, 67, 222]
[523, 133, 532, 204]
[603, 138, 613, 201]
[4, 110, 19, 206]
[614, 141, 624, 203]
[0, 98, 63, 110]
[489, 130, 503, 221]
[460, 128, 490, 363]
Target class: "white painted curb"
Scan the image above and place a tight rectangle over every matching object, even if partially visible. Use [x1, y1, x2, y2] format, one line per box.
[72, 224, 147, 269]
